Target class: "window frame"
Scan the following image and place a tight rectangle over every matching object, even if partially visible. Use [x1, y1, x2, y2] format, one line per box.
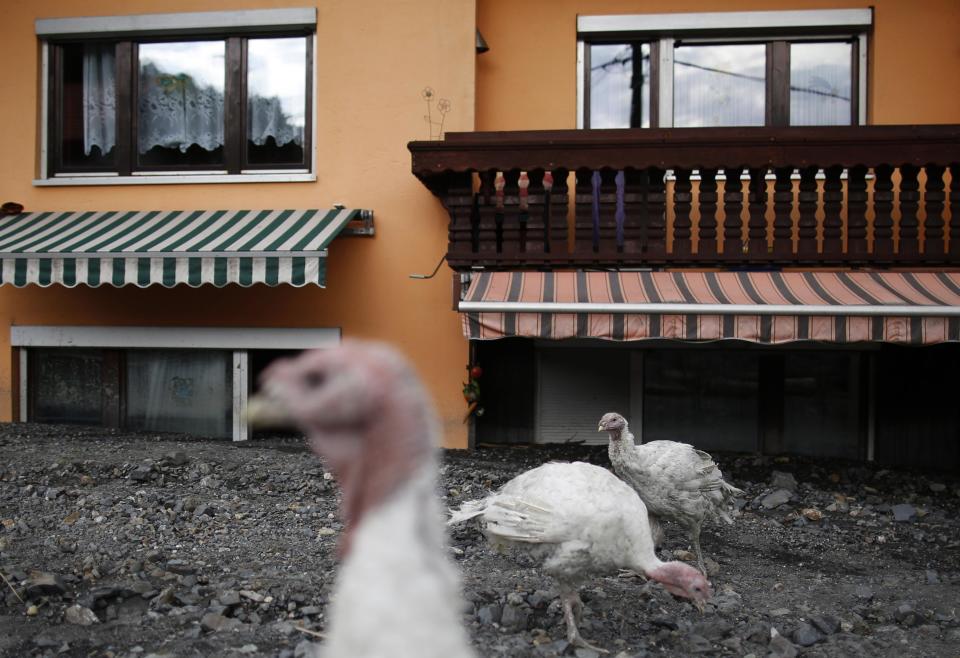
[35, 8, 317, 186]
[577, 8, 871, 129]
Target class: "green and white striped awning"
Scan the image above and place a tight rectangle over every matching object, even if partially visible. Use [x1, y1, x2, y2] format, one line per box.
[0, 208, 366, 288]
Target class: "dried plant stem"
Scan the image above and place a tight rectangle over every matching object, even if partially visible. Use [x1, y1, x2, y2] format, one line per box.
[0, 571, 24, 604]
[294, 625, 327, 639]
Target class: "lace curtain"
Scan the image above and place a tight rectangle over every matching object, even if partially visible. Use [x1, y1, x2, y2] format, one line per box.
[137, 61, 225, 154]
[248, 95, 303, 147]
[81, 43, 303, 156]
[82, 44, 117, 156]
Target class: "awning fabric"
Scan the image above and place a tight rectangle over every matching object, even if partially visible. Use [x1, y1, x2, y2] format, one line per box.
[0, 208, 363, 288]
[461, 271, 960, 345]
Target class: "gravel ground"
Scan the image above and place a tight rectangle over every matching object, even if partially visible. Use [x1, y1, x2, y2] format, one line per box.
[1, 422, 958, 658]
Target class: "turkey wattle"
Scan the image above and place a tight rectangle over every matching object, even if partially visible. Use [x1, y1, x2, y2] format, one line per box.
[449, 461, 712, 653]
[249, 341, 475, 658]
[599, 412, 743, 575]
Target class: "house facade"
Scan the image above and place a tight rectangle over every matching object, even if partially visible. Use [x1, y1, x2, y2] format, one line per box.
[410, 0, 960, 468]
[3, 0, 959, 468]
[0, 0, 476, 446]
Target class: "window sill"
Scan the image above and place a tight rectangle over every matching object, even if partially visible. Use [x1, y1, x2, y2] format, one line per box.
[33, 172, 316, 187]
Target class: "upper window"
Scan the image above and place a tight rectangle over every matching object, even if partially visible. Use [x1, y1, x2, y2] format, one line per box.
[38, 9, 315, 182]
[579, 9, 870, 129]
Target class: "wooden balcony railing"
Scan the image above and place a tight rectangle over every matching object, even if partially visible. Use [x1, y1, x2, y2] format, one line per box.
[408, 125, 960, 270]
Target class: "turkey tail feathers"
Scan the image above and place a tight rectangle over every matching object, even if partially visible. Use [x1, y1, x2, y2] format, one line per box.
[447, 499, 488, 525]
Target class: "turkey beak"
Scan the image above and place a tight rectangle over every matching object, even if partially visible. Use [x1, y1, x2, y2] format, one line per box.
[597, 422, 604, 432]
[694, 599, 706, 614]
[247, 385, 294, 428]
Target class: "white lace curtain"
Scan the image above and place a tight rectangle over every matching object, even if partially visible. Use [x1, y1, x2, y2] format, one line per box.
[83, 44, 116, 156]
[137, 61, 225, 154]
[81, 45, 303, 156]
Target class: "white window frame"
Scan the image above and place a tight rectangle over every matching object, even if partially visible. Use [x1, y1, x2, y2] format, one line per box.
[576, 8, 871, 128]
[34, 8, 318, 187]
[12, 325, 340, 441]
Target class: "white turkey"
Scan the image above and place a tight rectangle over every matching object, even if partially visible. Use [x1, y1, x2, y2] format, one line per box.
[449, 461, 711, 653]
[249, 340, 475, 658]
[599, 412, 743, 575]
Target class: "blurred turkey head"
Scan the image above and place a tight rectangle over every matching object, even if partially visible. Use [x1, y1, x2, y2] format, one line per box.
[249, 340, 436, 553]
[649, 561, 712, 612]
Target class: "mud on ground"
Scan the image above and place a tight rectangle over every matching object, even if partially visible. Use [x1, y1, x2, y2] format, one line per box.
[0, 423, 957, 657]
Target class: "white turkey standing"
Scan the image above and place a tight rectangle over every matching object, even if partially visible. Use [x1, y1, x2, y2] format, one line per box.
[599, 412, 743, 575]
[248, 341, 475, 658]
[449, 461, 711, 653]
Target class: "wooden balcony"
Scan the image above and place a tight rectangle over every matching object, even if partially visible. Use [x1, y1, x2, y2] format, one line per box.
[409, 125, 960, 270]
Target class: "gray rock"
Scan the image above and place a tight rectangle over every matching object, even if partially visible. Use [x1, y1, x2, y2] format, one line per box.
[64, 604, 99, 626]
[926, 570, 940, 584]
[854, 585, 875, 601]
[129, 464, 154, 482]
[891, 504, 916, 522]
[768, 633, 798, 658]
[793, 623, 823, 646]
[24, 572, 66, 598]
[686, 634, 713, 653]
[500, 603, 529, 630]
[810, 615, 840, 635]
[894, 602, 922, 627]
[219, 590, 241, 606]
[200, 611, 241, 632]
[293, 639, 320, 658]
[929, 482, 946, 493]
[762, 489, 793, 509]
[163, 451, 189, 466]
[770, 471, 798, 492]
[574, 648, 601, 658]
[166, 559, 196, 575]
[476, 603, 501, 625]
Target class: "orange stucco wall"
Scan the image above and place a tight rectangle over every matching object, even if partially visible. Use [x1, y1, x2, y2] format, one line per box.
[476, 0, 960, 130]
[0, 0, 477, 446]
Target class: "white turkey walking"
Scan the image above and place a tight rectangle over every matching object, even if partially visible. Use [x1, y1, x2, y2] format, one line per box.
[248, 341, 475, 658]
[599, 412, 743, 575]
[449, 461, 711, 653]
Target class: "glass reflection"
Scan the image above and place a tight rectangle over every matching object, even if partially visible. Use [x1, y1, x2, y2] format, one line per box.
[138, 41, 225, 166]
[673, 44, 766, 127]
[791, 42, 852, 126]
[247, 37, 307, 165]
[589, 43, 650, 128]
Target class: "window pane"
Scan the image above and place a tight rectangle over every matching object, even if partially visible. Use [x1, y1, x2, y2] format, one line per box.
[589, 43, 650, 128]
[60, 43, 116, 169]
[126, 350, 231, 437]
[247, 37, 307, 165]
[674, 44, 766, 127]
[790, 42, 852, 126]
[31, 349, 104, 424]
[138, 41, 225, 167]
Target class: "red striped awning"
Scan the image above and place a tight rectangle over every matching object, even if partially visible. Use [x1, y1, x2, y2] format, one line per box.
[460, 271, 960, 344]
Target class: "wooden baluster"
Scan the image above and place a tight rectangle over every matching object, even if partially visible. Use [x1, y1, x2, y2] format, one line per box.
[547, 168, 569, 256]
[672, 168, 693, 258]
[646, 167, 667, 261]
[698, 168, 719, 259]
[597, 168, 620, 260]
[847, 165, 868, 260]
[822, 165, 844, 260]
[772, 166, 794, 259]
[747, 168, 769, 258]
[898, 164, 920, 260]
[574, 168, 596, 256]
[524, 169, 547, 259]
[950, 164, 960, 260]
[443, 171, 478, 267]
[723, 166, 744, 259]
[796, 166, 819, 261]
[621, 168, 648, 262]
[872, 164, 895, 260]
[477, 170, 499, 262]
[923, 164, 946, 259]
[500, 169, 521, 259]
